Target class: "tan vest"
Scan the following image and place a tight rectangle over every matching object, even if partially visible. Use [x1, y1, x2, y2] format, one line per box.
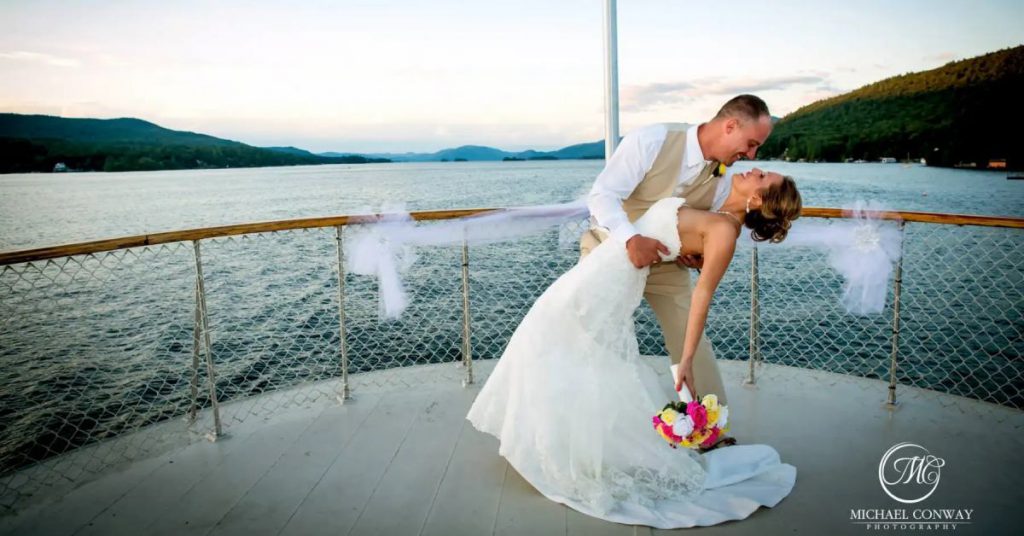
[577, 125, 720, 258]
[623, 123, 720, 219]
[589, 123, 721, 242]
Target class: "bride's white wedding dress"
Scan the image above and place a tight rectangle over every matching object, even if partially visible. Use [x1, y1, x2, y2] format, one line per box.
[465, 197, 796, 528]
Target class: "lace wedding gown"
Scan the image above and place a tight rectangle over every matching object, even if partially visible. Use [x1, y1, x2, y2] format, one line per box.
[465, 197, 797, 528]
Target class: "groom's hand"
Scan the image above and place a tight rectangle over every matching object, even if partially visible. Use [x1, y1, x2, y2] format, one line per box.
[625, 235, 670, 268]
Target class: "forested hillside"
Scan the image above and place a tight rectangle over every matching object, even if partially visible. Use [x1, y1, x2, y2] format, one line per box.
[759, 46, 1024, 169]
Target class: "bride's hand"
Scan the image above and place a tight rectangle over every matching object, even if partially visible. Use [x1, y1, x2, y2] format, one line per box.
[674, 360, 697, 401]
[676, 254, 703, 270]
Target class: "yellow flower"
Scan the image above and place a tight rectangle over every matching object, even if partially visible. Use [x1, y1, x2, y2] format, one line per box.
[701, 394, 719, 412]
[706, 408, 720, 425]
[660, 409, 677, 425]
[692, 428, 712, 445]
[657, 426, 673, 443]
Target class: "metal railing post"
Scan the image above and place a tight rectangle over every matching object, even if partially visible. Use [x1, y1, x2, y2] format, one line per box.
[192, 240, 222, 439]
[745, 246, 761, 385]
[335, 225, 351, 403]
[188, 277, 201, 423]
[460, 236, 474, 386]
[886, 221, 907, 408]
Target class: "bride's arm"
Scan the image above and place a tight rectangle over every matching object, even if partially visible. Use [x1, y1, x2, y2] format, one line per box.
[674, 221, 737, 395]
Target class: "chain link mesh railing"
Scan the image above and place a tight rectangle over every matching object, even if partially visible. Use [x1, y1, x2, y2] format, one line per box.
[744, 220, 1023, 416]
[895, 222, 1024, 413]
[0, 243, 198, 510]
[190, 228, 345, 434]
[0, 212, 1021, 514]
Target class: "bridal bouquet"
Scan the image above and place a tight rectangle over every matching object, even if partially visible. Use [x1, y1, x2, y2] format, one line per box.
[651, 394, 729, 450]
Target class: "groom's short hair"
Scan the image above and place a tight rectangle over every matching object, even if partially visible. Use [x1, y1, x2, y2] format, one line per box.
[715, 94, 770, 122]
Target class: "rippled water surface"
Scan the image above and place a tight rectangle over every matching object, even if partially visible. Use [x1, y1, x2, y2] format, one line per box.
[0, 161, 1021, 477]
[2, 160, 1022, 251]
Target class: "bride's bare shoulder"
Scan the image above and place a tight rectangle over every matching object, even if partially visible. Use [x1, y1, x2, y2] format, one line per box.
[677, 205, 725, 223]
[676, 205, 703, 218]
[677, 206, 740, 236]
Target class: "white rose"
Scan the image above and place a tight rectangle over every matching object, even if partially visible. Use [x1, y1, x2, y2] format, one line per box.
[672, 414, 694, 438]
[718, 406, 729, 429]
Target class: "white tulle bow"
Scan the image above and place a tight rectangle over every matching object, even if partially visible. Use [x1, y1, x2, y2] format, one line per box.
[345, 198, 903, 319]
[756, 200, 903, 315]
[344, 199, 590, 319]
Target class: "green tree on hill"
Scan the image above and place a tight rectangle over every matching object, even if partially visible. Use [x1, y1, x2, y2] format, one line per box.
[0, 115, 390, 173]
[760, 45, 1024, 169]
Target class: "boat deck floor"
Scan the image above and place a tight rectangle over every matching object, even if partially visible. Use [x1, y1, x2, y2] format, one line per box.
[1, 359, 1020, 535]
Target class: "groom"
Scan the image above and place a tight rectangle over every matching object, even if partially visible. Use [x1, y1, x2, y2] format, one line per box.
[580, 94, 773, 421]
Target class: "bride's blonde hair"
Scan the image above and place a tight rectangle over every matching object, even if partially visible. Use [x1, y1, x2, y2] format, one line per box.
[744, 176, 801, 243]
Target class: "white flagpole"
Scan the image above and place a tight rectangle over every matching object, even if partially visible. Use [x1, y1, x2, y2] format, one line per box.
[603, 0, 620, 159]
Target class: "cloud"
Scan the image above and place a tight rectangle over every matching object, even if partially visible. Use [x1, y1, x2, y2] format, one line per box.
[924, 51, 958, 64]
[621, 75, 829, 112]
[795, 88, 845, 108]
[620, 81, 696, 111]
[1, 100, 146, 120]
[210, 119, 602, 154]
[93, 53, 132, 68]
[59, 101, 138, 118]
[0, 101, 64, 116]
[0, 51, 81, 68]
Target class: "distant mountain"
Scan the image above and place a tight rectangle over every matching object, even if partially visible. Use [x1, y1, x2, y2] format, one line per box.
[759, 45, 1024, 169]
[0, 115, 237, 147]
[0, 114, 389, 173]
[264, 146, 319, 157]
[322, 140, 607, 162]
[0, 112, 611, 174]
[547, 140, 607, 160]
[434, 145, 510, 161]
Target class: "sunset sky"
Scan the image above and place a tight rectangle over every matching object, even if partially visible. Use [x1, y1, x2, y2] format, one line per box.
[2, 0, 1022, 152]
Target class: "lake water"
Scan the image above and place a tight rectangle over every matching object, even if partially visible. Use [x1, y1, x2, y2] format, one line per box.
[1, 160, 1022, 251]
[0, 161, 1021, 479]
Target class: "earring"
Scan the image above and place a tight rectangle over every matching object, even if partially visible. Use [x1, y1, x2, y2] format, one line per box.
[745, 197, 751, 213]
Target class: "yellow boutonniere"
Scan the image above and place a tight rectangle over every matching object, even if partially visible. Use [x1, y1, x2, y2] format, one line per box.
[712, 162, 727, 177]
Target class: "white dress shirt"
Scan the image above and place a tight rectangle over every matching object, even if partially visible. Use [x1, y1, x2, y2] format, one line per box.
[587, 123, 731, 243]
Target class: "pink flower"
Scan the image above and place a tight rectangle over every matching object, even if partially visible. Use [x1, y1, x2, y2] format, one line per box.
[686, 401, 707, 429]
[700, 426, 721, 448]
[658, 422, 682, 442]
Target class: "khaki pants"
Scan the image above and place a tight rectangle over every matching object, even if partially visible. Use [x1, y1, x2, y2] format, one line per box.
[580, 229, 728, 405]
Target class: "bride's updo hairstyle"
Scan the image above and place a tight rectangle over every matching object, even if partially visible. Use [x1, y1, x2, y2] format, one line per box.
[744, 176, 801, 243]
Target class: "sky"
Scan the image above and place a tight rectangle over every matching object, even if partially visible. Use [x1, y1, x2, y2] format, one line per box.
[1, 0, 1022, 153]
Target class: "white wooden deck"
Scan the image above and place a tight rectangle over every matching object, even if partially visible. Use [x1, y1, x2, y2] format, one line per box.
[1, 359, 1021, 536]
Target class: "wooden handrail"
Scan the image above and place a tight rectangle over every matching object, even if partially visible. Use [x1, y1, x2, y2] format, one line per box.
[799, 207, 1024, 227]
[1, 207, 1021, 266]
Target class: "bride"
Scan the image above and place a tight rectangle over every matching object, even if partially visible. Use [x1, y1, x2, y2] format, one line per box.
[465, 168, 803, 528]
